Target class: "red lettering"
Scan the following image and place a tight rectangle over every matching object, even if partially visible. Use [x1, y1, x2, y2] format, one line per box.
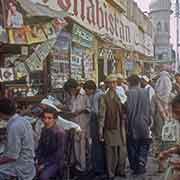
[114, 14, 119, 37]
[109, 14, 114, 35]
[105, 8, 109, 32]
[73, 0, 78, 16]
[87, 0, 95, 25]
[57, 0, 71, 11]
[80, 0, 85, 21]
[119, 21, 124, 40]
[125, 26, 130, 42]
[96, 0, 104, 30]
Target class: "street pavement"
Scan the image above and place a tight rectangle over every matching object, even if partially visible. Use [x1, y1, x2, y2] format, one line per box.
[78, 157, 165, 180]
[115, 157, 164, 180]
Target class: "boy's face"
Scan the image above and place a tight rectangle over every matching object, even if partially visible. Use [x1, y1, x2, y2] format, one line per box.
[173, 104, 180, 121]
[42, 112, 56, 128]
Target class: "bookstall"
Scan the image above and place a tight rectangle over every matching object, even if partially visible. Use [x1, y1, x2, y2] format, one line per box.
[0, 0, 67, 109]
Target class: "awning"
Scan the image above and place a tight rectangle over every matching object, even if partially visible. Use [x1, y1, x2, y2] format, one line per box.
[133, 58, 175, 64]
[16, 0, 68, 20]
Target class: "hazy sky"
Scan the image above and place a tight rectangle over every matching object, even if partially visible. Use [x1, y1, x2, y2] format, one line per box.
[135, 0, 176, 48]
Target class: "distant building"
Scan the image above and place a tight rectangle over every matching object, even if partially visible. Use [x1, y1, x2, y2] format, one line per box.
[149, 0, 174, 62]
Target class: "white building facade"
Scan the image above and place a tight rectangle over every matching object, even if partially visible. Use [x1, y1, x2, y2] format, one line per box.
[149, 0, 173, 61]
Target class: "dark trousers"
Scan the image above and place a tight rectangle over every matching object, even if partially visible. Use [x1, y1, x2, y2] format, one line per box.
[39, 164, 59, 180]
[127, 137, 150, 173]
[91, 113, 106, 175]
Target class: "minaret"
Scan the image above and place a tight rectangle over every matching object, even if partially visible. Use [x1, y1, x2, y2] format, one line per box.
[149, 0, 173, 61]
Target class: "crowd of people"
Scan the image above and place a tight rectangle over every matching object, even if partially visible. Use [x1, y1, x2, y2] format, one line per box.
[0, 69, 180, 180]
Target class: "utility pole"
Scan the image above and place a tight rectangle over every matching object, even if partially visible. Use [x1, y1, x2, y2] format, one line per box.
[175, 0, 180, 72]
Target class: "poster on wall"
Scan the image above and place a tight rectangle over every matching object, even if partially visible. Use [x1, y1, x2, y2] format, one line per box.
[26, 53, 42, 71]
[71, 45, 83, 80]
[14, 62, 28, 79]
[50, 32, 71, 89]
[1, 68, 15, 81]
[42, 22, 57, 39]
[51, 60, 69, 88]
[83, 52, 94, 79]
[5, 1, 24, 28]
[0, 27, 8, 43]
[26, 25, 47, 44]
[25, 39, 56, 71]
[8, 28, 27, 44]
[71, 54, 82, 80]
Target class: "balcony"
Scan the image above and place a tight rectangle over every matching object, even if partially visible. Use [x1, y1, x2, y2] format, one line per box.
[106, 0, 127, 12]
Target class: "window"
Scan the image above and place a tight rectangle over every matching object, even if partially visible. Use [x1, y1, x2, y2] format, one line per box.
[164, 22, 169, 32]
[157, 22, 162, 32]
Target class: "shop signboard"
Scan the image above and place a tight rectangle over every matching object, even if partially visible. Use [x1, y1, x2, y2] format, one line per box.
[72, 24, 93, 48]
[37, 0, 153, 56]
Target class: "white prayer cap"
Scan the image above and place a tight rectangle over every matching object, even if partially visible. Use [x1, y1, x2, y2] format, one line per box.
[41, 97, 61, 112]
[100, 82, 105, 86]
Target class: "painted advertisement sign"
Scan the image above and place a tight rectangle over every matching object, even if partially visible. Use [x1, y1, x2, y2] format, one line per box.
[72, 24, 93, 48]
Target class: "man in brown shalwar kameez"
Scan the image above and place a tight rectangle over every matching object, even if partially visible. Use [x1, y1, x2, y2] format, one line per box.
[99, 74, 127, 180]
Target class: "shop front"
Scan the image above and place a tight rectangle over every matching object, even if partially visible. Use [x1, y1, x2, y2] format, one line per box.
[0, 0, 67, 109]
[71, 23, 95, 81]
[49, 22, 96, 94]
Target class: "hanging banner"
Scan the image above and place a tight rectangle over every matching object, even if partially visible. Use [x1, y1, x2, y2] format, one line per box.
[26, 38, 56, 71]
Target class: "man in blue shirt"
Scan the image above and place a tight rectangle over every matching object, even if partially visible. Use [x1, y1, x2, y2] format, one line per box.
[0, 98, 35, 180]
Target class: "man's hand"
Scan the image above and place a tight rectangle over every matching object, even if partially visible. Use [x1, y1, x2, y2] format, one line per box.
[159, 150, 170, 160]
[37, 164, 44, 173]
[169, 160, 180, 171]
[99, 127, 104, 142]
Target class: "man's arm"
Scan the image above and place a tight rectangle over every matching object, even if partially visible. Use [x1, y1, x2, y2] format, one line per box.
[57, 130, 66, 169]
[159, 145, 180, 160]
[98, 95, 106, 140]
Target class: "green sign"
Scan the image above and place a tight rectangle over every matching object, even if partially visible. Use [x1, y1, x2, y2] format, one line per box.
[72, 24, 93, 48]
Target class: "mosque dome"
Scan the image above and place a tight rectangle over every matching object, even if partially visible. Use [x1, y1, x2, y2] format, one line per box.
[149, 0, 172, 13]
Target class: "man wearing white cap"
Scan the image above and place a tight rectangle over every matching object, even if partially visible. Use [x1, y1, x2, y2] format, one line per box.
[141, 75, 155, 102]
[99, 74, 127, 179]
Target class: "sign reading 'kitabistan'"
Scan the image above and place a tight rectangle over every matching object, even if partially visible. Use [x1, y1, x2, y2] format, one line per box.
[36, 0, 154, 56]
